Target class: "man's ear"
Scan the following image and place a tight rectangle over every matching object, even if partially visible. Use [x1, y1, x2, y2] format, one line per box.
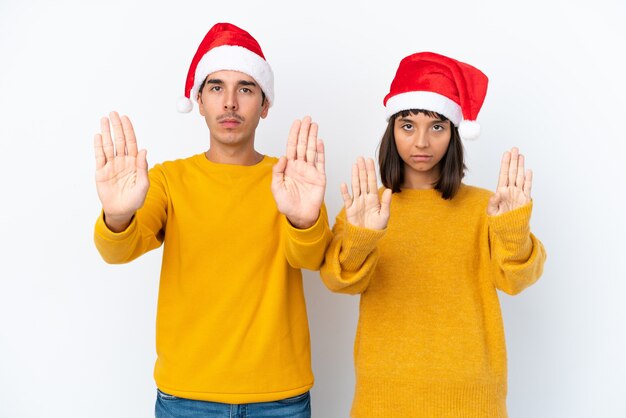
[260, 98, 269, 119]
[197, 93, 205, 116]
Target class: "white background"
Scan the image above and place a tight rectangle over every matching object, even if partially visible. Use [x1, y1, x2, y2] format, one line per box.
[1, 0, 624, 417]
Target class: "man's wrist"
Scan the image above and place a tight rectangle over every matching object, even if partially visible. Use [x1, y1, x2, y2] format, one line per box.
[286, 213, 319, 230]
[103, 212, 134, 233]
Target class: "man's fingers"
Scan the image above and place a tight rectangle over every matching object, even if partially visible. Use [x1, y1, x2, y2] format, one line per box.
[306, 122, 318, 165]
[110, 111, 126, 157]
[94, 134, 106, 169]
[366, 158, 378, 195]
[296, 116, 311, 161]
[272, 156, 288, 176]
[136, 149, 148, 172]
[136, 149, 149, 186]
[121, 115, 138, 157]
[286, 120, 300, 160]
[101, 116, 114, 161]
[315, 139, 325, 174]
[271, 156, 288, 191]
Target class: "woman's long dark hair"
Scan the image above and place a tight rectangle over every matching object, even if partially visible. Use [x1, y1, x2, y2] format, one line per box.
[378, 109, 466, 200]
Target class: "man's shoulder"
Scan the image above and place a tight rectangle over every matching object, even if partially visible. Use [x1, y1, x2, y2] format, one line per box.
[261, 155, 279, 165]
[150, 154, 202, 172]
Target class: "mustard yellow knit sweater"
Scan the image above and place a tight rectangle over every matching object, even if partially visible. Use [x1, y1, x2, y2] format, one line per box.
[321, 185, 546, 417]
[94, 154, 332, 403]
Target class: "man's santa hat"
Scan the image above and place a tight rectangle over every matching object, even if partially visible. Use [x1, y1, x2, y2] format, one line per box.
[383, 52, 488, 140]
[177, 23, 274, 113]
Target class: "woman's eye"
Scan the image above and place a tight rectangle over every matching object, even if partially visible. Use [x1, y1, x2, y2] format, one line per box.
[402, 124, 413, 131]
[433, 124, 444, 131]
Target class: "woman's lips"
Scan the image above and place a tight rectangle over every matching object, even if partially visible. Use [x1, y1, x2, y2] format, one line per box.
[410, 154, 432, 162]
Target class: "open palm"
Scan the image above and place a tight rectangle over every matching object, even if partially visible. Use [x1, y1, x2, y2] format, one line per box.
[94, 112, 149, 230]
[342, 157, 392, 230]
[487, 147, 532, 216]
[272, 116, 326, 229]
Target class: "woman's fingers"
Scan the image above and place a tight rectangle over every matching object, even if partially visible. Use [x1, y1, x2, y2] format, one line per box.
[351, 162, 360, 198]
[357, 157, 368, 195]
[487, 192, 501, 216]
[379, 188, 392, 218]
[508, 147, 519, 187]
[523, 169, 533, 198]
[366, 158, 378, 195]
[340, 183, 353, 209]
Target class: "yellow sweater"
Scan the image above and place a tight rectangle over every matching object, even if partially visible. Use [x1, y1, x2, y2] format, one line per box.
[321, 185, 546, 418]
[94, 154, 332, 403]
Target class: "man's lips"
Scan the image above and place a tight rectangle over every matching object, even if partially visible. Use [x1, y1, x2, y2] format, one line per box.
[219, 118, 241, 128]
[217, 114, 244, 128]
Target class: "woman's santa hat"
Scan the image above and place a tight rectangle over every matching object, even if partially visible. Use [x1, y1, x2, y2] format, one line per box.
[383, 52, 488, 140]
[177, 23, 274, 113]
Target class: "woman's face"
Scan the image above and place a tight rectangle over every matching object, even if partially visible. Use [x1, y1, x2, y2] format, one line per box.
[393, 111, 452, 189]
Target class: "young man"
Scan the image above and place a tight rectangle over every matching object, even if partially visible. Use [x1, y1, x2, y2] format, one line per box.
[93, 23, 331, 418]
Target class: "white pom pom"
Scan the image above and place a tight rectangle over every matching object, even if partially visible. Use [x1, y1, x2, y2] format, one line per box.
[177, 97, 193, 113]
[458, 120, 481, 140]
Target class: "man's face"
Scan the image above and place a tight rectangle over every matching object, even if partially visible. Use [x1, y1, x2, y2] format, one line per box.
[197, 70, 269, 148]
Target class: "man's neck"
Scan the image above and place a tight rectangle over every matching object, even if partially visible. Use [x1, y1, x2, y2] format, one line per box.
[204, 144, 263, 166]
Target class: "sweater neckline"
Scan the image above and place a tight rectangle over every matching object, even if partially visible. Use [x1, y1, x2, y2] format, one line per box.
[394, 184, 467, 200]
[194, 153, 272, 172]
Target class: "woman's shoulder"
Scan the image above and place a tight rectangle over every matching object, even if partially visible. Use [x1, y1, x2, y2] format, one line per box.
[455, 184, 493, 205]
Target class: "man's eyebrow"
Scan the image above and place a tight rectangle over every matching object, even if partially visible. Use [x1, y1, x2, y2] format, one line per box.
[204, 79, 257, 87]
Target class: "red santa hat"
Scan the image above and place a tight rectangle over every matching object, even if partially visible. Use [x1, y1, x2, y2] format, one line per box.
[177, 23, 274, 113]
[383, 52, 488, 140]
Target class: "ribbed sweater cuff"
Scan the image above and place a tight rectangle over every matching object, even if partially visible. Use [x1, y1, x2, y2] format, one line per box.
[339, 223, 386, 271]
[488, 202, 533, 244]
[94, 211, 137, 241]
[284, 210, 328, 244]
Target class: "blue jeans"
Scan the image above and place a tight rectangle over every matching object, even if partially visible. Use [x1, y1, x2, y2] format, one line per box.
[155, 389, 311, 418]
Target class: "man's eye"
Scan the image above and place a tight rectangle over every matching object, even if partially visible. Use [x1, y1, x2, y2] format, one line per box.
[240, 87, 251, 93]
[210, 86, 221, 92]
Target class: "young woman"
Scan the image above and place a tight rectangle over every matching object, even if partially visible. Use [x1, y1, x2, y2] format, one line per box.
[321, 52, 546, 417]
